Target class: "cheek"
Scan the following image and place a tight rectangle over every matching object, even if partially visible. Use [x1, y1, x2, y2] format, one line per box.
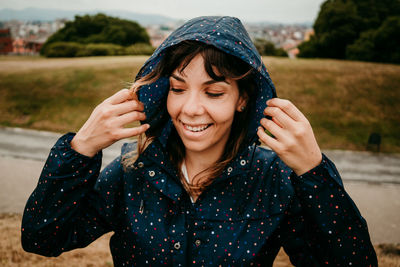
[166, 93, 177, 118]
[208, 104, 236, 124]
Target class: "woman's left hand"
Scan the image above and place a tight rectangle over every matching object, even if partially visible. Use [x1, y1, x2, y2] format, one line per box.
[257, 98, 322, 176]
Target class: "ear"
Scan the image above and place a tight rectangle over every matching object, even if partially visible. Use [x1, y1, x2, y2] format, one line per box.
[236, 93, 248, 112]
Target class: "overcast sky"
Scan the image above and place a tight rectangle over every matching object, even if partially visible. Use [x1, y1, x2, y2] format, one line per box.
[0, 0, 326, 23]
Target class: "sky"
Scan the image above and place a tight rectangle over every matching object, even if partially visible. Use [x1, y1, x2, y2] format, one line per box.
[0, 0, 326, 23]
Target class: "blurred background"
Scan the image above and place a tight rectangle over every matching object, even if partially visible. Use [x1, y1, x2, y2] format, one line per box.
[0, 0, 399, 266]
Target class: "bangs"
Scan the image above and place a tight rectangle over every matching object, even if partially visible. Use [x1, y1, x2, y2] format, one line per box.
[163, 40, 253, 83]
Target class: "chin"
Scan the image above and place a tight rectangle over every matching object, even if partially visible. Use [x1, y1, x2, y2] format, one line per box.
[181, 140, 212, 153]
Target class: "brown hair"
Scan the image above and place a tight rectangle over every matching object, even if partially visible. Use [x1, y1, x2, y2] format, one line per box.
[124, 40, 256, 199]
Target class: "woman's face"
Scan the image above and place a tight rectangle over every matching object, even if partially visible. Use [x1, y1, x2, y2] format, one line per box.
[167, 54, 245, 158]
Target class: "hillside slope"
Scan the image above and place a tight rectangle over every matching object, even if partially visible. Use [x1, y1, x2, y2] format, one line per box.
[0, 55, 399, 152]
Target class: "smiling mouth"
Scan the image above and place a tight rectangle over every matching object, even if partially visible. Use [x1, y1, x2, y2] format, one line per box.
[182, 122, 212, 132]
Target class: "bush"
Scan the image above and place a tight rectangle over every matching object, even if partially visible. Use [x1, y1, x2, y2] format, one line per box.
[44, 42, 84, 57]
[297, 36, 320, 58]
[274, 48, 288, 57]
[77, 43, 126, 57]
[125, 43, 155, 55]
[42, 42, 155, 57]
[253, 38, 288, 57]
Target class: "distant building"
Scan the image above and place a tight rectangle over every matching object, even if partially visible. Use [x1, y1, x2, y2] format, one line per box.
[13, 36, 45, 54]
[0, 28, 13, 54]
[304, 29, 314, 42]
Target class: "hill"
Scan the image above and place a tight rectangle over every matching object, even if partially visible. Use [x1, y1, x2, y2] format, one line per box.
[0, 55, 399, 152]
[0, 7, 177, 26]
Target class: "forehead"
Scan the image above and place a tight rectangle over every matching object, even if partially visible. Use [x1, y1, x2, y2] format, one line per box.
[171, 54, 226, 82]
[174, 54, 205, 73]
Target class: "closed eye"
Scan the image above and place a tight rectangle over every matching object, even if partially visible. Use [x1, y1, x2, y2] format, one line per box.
[206, 92, 224, 98]
[170, 88, 184, 93]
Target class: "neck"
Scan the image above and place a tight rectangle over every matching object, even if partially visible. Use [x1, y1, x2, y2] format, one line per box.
[184, 147, 224, 183]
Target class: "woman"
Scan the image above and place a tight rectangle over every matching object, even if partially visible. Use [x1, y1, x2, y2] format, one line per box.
[22, 16, 377, 266]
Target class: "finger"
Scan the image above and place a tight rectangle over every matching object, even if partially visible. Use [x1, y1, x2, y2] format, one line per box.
[119, 124, 150, 138]
[114, 100, 144, 116]
[105, 89, 134, 105]
[257, 127, 281, 152]
[264, 106, 296, 130]
[115, 111, 146, 126]
[260, 117, 286, 140]
[267, 98, 307, 122]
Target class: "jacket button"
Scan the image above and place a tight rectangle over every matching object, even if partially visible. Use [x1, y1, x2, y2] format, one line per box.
[174, 242, 181, 250]
[227, 167, 233, 173]
[137, 162, 144, 168]
[240, 159, 246, 166]
[195, 239, 201, 246]
[149, 170, 155, 177]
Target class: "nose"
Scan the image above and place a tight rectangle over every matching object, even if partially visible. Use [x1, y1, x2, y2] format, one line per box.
[181, 90, 204, 116]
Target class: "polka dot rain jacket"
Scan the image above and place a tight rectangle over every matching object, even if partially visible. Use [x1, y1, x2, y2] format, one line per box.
[22, 16, 377, 266]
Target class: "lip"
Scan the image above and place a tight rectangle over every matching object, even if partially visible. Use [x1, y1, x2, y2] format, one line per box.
[179, 120, 213, 138]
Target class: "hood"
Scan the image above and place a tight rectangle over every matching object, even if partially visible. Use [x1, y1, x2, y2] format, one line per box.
[136, 16, 277, 148]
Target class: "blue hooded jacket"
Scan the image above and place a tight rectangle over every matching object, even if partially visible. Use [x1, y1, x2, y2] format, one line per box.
[136, 16, 275, 148]
[21, 16, 377, 266]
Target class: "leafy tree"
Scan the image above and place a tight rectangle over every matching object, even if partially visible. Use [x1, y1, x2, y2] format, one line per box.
[298, 0, 400, 63]
[41, 13, 150, 55]
[346, 16, 400, 63]
[312, 0, 361, 58]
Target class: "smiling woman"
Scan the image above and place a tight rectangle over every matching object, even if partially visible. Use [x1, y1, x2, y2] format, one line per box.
[165, 46, 250, 198]
[21, 16, 377, 266]
[168, 56, 242, 157]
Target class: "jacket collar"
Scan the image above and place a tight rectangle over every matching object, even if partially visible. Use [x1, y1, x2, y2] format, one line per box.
[137, 139, 258, 202]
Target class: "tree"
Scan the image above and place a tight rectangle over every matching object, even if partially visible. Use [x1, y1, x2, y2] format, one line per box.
[312, 0, 361, 59]
[41, 13, 150, 55]
[346, 16, 400, 64]
[298, 0, 400, 63]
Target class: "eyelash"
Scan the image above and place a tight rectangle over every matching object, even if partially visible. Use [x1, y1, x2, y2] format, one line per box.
[206, 92, 224, 98]
[170, 88, 224, 98]
[170, 88, 184, 93]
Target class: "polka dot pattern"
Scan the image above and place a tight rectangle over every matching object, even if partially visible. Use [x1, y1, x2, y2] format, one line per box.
[21, 16, 377, 266]
[21, 133, 377, 266]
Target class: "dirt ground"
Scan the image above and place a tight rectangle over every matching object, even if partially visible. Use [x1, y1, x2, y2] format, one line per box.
[1, 214, 399, 267]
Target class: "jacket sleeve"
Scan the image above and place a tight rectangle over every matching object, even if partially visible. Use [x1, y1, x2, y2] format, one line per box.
[280, 154, 378, 266]
[21, 133, 124, 256]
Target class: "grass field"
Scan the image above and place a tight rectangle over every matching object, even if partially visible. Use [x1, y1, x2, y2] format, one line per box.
[0, 55, 399, 152]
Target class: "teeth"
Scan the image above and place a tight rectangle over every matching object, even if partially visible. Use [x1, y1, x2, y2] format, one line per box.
[185, 124, 209, 132]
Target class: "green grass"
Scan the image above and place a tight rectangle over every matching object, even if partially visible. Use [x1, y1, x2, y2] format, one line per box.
[264, 56, 400, 153]
[0, 56, 399, 152]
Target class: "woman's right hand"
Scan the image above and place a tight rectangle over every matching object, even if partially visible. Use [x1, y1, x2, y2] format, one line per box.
[70, 89, 150, 157]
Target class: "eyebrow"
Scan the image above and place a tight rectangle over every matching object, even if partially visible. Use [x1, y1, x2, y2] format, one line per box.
[170, 73, 231, 85]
